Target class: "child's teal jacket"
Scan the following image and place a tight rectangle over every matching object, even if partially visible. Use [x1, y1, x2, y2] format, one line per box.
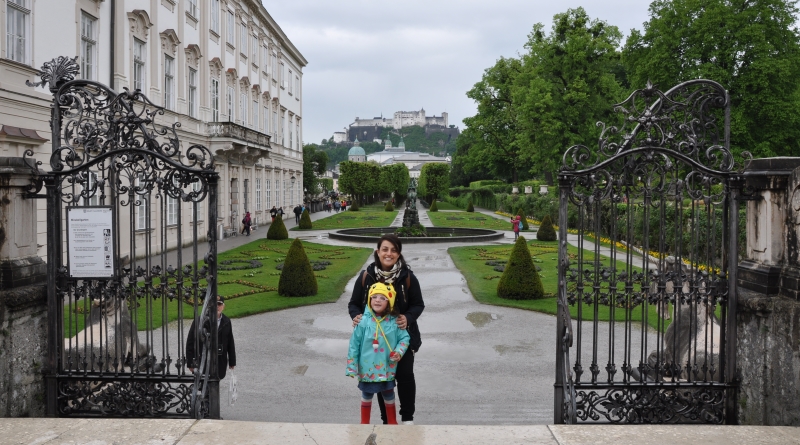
[346, 309, 410, 382]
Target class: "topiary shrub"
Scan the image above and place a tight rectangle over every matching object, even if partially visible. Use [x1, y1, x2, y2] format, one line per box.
[516, 207, 529, 230]
[267, 215, 288, 240]
[278, 239, 318, 297]
[349, 201, 360, 211]
[537, 214, 557, 241]
[429, 200, 438, 212]
[497, 236, 544, 300]
[385, 201, 394, 211]
[466, 200, 474, 212]
[298, 209, 312, 229]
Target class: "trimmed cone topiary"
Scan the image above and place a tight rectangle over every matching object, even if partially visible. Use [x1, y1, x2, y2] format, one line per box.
[537, 214, 557, 241]
[267, 214, 288, 240]
[278, 239, 318, 297]
[497, 236, 544, 300]
[385, 201, 394, 211]
[349, 200, 360, 211]
[429, 199, 438, 212]
[466, 200, 475, 212]
[298, 209, 312, 229]
[516, 207, 529, 231]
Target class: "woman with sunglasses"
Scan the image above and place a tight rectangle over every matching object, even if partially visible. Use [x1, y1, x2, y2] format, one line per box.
[348, 234, 425, 425]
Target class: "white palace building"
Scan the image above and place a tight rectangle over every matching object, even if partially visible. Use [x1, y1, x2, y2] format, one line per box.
[0, 0, 306, 259]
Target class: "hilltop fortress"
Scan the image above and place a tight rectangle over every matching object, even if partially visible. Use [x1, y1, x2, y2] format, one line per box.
[334, 108, 453, 143]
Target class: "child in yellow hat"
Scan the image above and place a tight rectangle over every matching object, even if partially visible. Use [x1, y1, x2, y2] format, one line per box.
[346, 282, 410, 424]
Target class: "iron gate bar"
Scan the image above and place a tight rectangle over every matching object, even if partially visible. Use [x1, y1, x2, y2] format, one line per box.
[27, 56, 219, 419]
[554, 79, 745, 424]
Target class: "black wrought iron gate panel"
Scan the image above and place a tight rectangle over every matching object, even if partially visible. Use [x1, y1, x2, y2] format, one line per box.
[27, 57, 220, 418]
[554, 80, 744, 424]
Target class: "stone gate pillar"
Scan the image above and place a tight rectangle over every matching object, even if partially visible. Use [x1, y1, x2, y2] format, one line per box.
[0, 157, 47, 417]
[737, 157, 800, 425]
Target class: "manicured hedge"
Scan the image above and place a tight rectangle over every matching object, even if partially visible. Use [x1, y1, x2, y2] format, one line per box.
[537, 215, 557, 241]
[267, 215, 288, 240]
[278, 239, 318, 296]
[497, 236, 544, 300]
[299, 209, 312, 229]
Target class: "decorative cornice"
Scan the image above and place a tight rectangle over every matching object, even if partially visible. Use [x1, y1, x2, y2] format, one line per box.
[160, 29, 181, 55]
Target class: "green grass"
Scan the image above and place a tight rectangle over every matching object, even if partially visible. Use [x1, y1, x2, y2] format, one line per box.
[449, 240, 671, 332]
[433, 201, 463, 210]
[292, 202, 397, 230]
[64, 239, 373, 335]
[428, 210, 520, 231]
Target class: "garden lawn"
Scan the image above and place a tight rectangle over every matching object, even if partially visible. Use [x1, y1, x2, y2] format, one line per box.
[431, 201, 463, 210]
[64, 238, 372, 335]
[292, 202, 397, 230]
[428, 210, 518, 231]
[449, 240, 668, 332]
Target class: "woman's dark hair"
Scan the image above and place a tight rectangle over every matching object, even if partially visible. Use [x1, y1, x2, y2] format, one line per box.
[373, 234, 406, 270]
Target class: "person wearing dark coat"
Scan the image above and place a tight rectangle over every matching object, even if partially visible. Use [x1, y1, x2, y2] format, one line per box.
[293, 204, 302, 224]
[348, 234, 425, 425]
[186, 296, 236, 380]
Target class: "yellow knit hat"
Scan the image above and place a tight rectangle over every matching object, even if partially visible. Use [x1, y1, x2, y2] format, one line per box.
[368, 282, 396, 311]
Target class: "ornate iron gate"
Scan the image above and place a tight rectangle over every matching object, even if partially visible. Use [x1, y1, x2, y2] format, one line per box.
[554, 80, 745, 424]
[27, 57, 220, 418]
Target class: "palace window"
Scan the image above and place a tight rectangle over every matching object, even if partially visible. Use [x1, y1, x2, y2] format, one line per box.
[272, 108, 278, 139]
[263, 105, 268, 134]
[192, 180, 203, 221]
[226, 10, 234, 44]
[251, 35, 258, 61]
[265, 173, 271, 208]
[136, 176, 149, 230]
[240, 22, 247, 55]
[255, 178, 262, 211]
[240, 91, 247, 124]
[288, 69, 293, 94]
[188, 0, 198, 18]
[271, 52, 277, 78]
[253, 99, 258, 129]
[164, 55, 175, 110]
[133, 39, 146, 91]
[188, 67, 197, 118]
[6, 0, 30, 64]
[210, 0, 220, 33]
[210, 78, 220, 121]
[167, 180, 179, 226]
[281, 114, 285, 146]
[226, 85, 234, 119]
[289, 115, 293, 149]
[80, 13, 97, 80]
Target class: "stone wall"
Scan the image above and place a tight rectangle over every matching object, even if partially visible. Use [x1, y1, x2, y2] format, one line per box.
[0, 284, 47, 417]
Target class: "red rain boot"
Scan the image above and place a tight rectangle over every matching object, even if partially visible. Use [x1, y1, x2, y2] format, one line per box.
[385, 402, 398, 425]
[361, 401, 371, 424]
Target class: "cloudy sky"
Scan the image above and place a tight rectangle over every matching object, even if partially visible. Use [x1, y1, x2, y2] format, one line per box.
[261, 1, 653, 145]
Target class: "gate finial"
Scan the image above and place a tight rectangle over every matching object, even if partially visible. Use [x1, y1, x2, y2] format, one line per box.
[26, 56, 80, 94]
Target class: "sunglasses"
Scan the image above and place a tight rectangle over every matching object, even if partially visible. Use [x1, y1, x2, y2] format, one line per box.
[371, 295, 388, 302]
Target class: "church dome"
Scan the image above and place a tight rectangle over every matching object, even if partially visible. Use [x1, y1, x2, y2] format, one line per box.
[349, 138, 366, 156]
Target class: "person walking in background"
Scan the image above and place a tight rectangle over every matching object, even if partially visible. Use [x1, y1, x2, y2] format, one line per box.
[346, 282, 409, 424]
[242, 211, 252, 236]
[349, 234, 425, 425]
[186, 296, 236, 380]
[511, 215, 521, 240]
[341, 200, 347, 211]
[293, 204, 302, 224]
[278, 206, 285, 220]
[334, 200, 341, 213]
[270, 206, 278, 222]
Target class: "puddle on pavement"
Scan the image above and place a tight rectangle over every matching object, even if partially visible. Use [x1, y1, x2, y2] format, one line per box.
[289, 337, 307, 345]
[417, 311, 476, 333]
[493, 342, 534, 355]
[466, 311, 500, 328]
[305, 338, 349, 358]
[312, 314, 355, 333]
[292, 365, 309, 375]
[419, 338, 498, 362]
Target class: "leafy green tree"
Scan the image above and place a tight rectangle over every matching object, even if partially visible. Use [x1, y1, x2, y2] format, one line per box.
[462, 57, 530, 183]
[303, 144, 329, 197]
[497, 236, 544, 300]
[515, 8, 624, 176]
[623, 0, 800, 158]
[278, 239, 318, 297]
[418, 163, 451, 202]
[449, 131, 492, 187]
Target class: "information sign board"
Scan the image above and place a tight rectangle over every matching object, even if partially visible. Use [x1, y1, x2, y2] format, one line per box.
[66, 207, 115, 278]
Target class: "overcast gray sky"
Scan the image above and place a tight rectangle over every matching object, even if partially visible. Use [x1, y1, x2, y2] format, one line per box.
[261, 0, 653, 145]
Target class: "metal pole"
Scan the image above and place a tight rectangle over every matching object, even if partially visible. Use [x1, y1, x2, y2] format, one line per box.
[725, 176, 740, 424]
[207, 173, 220, 419]
[554, 174, 570, 424]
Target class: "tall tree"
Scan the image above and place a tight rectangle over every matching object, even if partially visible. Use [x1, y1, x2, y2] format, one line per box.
[303, 144, 329, 197]
[463, 57, 529, 183]
[418, 163, 451, 202]
[515, 7, 624, 175]
[623, 0, 800, 158]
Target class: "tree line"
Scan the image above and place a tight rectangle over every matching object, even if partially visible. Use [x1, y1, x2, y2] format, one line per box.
[337, 162, 410, 206]
[452, 1, 800, 186]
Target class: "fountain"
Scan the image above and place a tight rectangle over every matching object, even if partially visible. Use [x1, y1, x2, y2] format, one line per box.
[329, 178, 504, 244]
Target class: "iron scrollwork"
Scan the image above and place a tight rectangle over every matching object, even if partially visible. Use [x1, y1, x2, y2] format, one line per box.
[555, 79, 740, 425]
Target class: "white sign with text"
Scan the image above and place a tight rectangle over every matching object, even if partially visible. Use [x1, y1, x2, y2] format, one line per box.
[67, 207, 115, 278]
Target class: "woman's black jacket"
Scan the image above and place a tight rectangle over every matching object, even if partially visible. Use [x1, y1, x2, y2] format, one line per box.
[348, 263, 425, 352]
